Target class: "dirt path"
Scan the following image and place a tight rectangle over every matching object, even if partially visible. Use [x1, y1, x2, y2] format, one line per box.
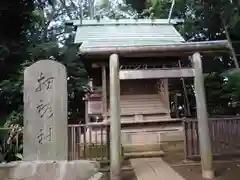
[162, 152, 240, 180]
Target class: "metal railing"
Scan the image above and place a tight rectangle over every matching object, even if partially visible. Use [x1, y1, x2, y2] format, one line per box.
[68, 122, 110, 161]
[183, 117, 240, 159]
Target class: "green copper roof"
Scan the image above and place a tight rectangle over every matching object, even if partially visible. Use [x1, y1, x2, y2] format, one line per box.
[72, 19, 185, 50]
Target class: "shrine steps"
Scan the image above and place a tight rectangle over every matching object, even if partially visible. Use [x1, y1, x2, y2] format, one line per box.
[119, 94, 170, 116]
[124, 151, 164, 159]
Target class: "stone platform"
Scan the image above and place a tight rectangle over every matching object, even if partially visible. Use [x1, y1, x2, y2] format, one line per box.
[83, 121, 184, 153]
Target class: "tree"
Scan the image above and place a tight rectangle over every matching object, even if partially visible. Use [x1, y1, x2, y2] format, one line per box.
[0, 0, 35, 125]
[0, 0, 138, 126]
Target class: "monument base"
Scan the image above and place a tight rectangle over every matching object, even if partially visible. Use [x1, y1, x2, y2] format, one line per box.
[0, 160, 102, 180]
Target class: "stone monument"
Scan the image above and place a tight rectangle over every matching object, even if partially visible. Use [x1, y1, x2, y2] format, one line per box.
[23, 60, 68, 160]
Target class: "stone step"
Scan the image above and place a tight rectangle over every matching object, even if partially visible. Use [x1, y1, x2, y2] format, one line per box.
[120, 115, 171, 122]
[119, 94, 169, 116]
[100, 165, 133, 172]
[120, 102, 166, 106]
[120, 109, 169, 116]
[120, 99, 166, 104]
[120, 94, 163, 100]
[124, 151, 165, 159]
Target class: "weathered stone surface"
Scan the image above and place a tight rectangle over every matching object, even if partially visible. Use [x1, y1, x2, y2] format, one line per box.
[130, 158, 185, 180]
[23, 60, 68, 160]
[0, 160, 101, 180]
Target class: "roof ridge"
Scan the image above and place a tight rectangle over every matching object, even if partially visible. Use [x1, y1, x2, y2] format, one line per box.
[66, 19, 184, 27]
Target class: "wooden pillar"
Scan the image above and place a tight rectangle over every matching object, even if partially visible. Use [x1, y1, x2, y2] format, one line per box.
[163, 78, 170, 113]
[174, 93, 179, 118]
[85, 79, 92, 124]
[192, 52, 214, 179]
[109, 54, 121, 180]
[85, 97, 89, 124]
[178, 60, 191, 116]
[101, 64, 108, 121]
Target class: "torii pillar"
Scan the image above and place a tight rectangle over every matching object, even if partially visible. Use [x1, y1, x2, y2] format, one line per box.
[109, 54, 121, 180]
[192, 52, 214, 179]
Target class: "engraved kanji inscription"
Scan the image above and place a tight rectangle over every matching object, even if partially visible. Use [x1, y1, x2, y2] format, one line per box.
[37, 129, 44, 144]
[35, 72, 54, 92]
[36, 100, 53, 118]
[37, 127, 52, 144]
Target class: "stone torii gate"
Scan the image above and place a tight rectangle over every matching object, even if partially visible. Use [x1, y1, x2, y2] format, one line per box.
[80, 40, 230, 180]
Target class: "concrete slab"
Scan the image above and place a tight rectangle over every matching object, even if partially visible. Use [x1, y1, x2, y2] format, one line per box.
[130, 158, 185, 180]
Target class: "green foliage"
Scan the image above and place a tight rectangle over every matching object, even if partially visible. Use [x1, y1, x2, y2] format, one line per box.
[0, 125, 23, 163]
[58, 42, 88, 121]
[27, 42, 60, 60]
[126, 0, 146, 13]
[204, 73, 226, 114]
[203, 71, 240, 115]
[223, 71, 240, 103]
[0, 0, 91, 125]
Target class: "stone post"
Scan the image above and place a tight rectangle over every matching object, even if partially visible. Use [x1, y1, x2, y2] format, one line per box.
[192, 52, 214, 179]
[109, 54, 121, 180]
